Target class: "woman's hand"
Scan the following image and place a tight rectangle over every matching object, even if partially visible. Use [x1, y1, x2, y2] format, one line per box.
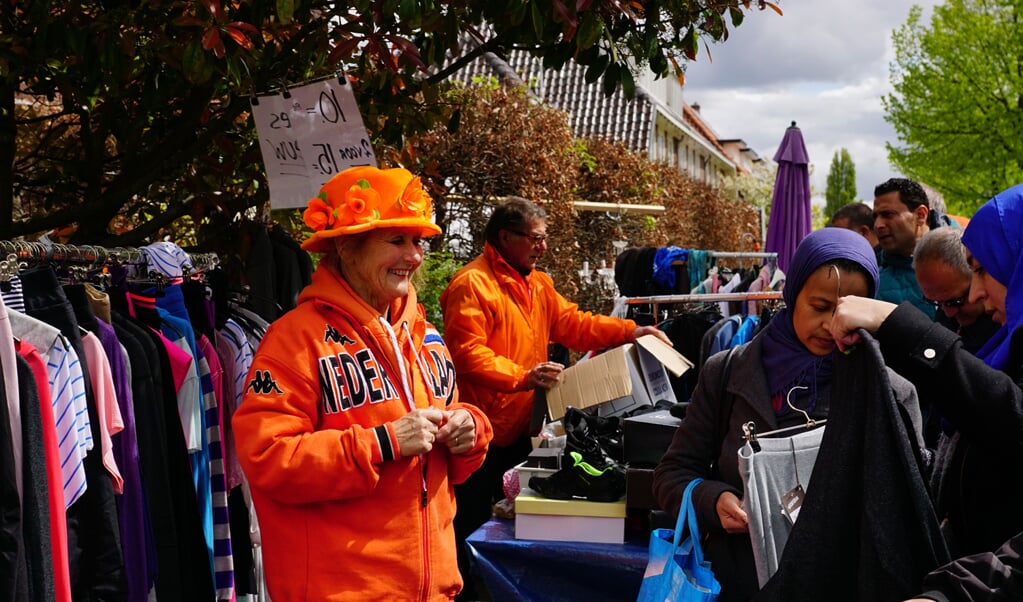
[527, 361, 564, 390]
[436, 409, 476, 455]
[828, 296, 898, 352]
[631, 325, 672, 346]
[392, 408, 445, 457]
[716, 491, 749, 534]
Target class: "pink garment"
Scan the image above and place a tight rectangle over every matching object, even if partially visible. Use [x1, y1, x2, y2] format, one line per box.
[148, 327, 200, 449]
[155, 329, 193, 393]
[81, 331, 125, 494]
[16, 340, 73, 602]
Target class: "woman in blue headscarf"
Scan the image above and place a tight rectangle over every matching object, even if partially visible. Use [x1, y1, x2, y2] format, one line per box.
[652, 227, 923, 602]
[832, 185, 1023, 601]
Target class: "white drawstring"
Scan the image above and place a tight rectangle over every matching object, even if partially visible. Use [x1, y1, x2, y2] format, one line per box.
[378, 316, 416, 412]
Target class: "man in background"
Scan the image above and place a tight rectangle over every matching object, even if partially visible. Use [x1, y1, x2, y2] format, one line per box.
[913, 227, 1000, 446]
[440, 197, 667, 600]
[829, 201, 881, 264]
[914, 227, 999, 353]
[872, 177, 938, 318]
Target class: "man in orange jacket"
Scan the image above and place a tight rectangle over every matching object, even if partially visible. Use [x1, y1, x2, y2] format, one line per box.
[440, 197, 667, 599]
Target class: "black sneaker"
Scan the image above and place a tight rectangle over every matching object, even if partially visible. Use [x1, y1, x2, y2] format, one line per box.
[563, 407, 621, 469]
[528, 451, 626, 502]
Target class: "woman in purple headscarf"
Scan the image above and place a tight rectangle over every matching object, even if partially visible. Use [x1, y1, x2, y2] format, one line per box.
[832, 185, 1023, 602]
[652, 227, 923, 602]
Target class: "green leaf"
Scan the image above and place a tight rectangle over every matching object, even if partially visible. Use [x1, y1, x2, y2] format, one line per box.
[576, 44, 600, 66]
[729, 6, 745, 28]
[649, 51, 668, 77]
[602, 61, 619, 96]
[531, 1, 543, 40]
[620, 64, 635, 99]
[576, 12, 603, 49]
[584, 52, 609, 83]
[399, 0, 419, 25]
[182, 40, 207, 83]
[277, 0, 295, 25]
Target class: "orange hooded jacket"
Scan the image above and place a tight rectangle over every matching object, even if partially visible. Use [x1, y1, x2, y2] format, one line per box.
[440, 243, 637, 447]
[232, 264, 492, 601]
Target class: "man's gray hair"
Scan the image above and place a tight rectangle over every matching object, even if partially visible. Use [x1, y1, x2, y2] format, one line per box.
[913, 226, 969, 277]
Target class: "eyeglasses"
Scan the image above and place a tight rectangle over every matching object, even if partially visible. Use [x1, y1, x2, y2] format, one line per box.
[923, 291, 970, 309]
[508, 230, 547, 245]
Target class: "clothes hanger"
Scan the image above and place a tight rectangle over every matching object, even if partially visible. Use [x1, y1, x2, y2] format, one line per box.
[742, 385, 827, 452]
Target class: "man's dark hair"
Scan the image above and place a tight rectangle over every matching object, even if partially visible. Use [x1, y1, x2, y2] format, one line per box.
[874, 178, 929, 212]
[830, 202, 874, 230]
[484, 196, 547, 246]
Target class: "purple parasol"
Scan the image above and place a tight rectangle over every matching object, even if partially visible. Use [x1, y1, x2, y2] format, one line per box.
[765, 121, 812, 274]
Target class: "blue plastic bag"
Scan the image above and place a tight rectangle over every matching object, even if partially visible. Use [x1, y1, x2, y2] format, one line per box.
[637, 478, 721, 602]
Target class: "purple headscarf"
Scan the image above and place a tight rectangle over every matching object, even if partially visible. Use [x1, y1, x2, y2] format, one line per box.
[760, 228, 880, 409]
[961, 184, 1023, 371]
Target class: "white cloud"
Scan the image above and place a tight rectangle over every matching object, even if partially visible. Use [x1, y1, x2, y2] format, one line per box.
[680, 0, 941, 206]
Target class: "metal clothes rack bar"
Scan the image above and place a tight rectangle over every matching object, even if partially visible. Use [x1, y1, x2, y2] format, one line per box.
[624, 291, 784, 319]
[708, 251, 777, 260]
[0, 240, 220, 273]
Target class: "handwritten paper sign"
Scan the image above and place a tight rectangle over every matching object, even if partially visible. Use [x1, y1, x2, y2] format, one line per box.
[251, 76, 377, 209]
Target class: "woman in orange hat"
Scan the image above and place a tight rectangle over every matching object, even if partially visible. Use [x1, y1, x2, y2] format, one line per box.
[232, 166, 493, 601]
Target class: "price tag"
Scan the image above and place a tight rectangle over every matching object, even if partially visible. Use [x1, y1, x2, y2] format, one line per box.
[251, 76, 377, 209]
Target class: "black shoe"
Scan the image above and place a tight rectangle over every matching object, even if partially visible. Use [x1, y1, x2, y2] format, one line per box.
[563, 407, 621, 469]
[528, 451, 626, 502]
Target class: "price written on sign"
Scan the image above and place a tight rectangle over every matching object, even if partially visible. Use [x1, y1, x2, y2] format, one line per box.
[251, 76, 378, 209]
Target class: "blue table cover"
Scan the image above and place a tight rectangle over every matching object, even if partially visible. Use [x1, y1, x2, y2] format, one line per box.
[465, 518, 648, 602]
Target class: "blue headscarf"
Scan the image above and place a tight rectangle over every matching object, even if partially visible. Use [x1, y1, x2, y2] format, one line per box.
[961, 185, 1023, 371]
[760, 228, 880, 412]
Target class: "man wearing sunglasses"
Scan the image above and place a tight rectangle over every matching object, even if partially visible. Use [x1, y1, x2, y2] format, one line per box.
[440, 196, 669, 600]
[913, 227, 1000, 354]
[913, 227, 1001, 448]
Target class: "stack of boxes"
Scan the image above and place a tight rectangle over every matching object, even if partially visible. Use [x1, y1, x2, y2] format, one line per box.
[512, 335, 692, 543]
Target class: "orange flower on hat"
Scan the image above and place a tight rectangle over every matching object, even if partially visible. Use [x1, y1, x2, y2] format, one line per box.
[397, 177, 433, 218]
[303, 194, 336, 232]
[337, 179, 381, 226]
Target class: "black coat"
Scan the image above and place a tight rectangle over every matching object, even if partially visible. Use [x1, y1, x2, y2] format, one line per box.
[875, 303, 1023, 598]
[652, 332, 924, 601]
[755, 331, 948, 601]
[919, 530, 1023, 601]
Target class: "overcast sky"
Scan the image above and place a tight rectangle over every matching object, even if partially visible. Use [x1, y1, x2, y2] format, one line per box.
[679, 0, 940, 207]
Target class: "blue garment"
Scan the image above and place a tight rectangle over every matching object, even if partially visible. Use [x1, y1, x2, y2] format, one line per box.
[877, 251, 936, 319]
[760, 228, 879, 408]
[149, 286, 216, 577]
[730, 315, 760, 348]
[652, 247, 689, 290]
[962, 184, 1023, 370]
[687, 250, 709, 292]
[709, 314, 742, 357]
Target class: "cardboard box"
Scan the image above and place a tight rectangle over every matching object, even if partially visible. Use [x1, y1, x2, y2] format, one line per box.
[545, 335, 693, 421]
[623, 409, 681, 467]
[515, 489, 627, 543]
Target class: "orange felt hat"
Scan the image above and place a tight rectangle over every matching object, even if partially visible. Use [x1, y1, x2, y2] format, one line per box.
[301, 166, 442, 253]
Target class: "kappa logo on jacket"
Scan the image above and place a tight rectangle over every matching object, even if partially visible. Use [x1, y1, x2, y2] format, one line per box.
[246, 370, 284, 395]
[324, 324, 356, 345]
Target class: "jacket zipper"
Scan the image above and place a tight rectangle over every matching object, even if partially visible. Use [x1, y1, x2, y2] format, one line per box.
[420, 455, 431, 601]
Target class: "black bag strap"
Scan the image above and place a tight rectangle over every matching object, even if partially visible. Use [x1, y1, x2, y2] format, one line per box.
[716, 346, 737, 446]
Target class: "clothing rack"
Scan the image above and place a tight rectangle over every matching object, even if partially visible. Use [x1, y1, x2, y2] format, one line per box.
[0, 240, 220, 273]
[624, 291, 783, 318]
[708, 251, 777, 260]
